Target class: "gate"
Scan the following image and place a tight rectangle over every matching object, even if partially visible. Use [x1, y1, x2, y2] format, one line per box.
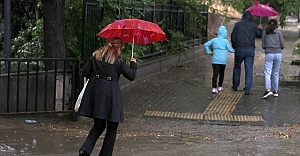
[0, 58, 80, 115]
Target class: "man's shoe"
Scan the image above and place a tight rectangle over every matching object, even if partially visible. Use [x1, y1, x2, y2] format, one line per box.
[273, 91, 278, 97]
[79, 149, 89, 156]
[262, 91, 273, 99]
[245, 92, 250, 95]
[231, 86, 237, 91]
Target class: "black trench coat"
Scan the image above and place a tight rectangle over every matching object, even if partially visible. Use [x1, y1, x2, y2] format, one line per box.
[78, 56, 137, 123]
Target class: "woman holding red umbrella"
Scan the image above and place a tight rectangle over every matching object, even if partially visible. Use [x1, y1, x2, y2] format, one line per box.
[78, 37, 137, 156]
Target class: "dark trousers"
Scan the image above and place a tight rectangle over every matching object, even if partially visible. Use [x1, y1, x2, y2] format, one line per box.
[81, 118, 119, 156]
[212, 64, 226, 88]
[232, 49, 255, 93]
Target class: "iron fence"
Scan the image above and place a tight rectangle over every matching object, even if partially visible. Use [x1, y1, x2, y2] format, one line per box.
[82, 0, 208, 61]
[0, 58, 80, 115]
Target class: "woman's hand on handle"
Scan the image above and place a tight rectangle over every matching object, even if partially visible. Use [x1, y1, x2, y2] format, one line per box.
[130, 57, 136, 63]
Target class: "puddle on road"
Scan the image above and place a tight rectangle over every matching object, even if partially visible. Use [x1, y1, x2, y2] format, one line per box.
[1, 126, 300, 156]
[0, 128, 81, 155]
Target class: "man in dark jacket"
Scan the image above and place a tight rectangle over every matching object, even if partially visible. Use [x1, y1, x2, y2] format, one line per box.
[231, 11, 262, 95]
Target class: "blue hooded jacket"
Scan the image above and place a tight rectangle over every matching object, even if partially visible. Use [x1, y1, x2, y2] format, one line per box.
[204, 26, 235, 65]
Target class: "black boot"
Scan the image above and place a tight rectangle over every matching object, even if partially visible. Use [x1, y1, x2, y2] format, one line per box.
[79, 149, 90, 156]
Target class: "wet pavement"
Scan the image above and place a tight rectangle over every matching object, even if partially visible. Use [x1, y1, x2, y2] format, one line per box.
[1, 22, 300, 156]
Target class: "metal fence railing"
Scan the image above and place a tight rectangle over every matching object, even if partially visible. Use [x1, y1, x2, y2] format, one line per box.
[82, 0, 208, 61]
[0, 58, 80, 115]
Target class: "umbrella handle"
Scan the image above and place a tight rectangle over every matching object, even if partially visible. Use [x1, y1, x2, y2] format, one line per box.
[131, 30, 134, 58]
[260, 16, 261, 24]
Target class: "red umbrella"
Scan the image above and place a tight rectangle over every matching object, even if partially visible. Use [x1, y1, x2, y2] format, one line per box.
[246, 0, 279, 23]
[97, 18, 167, 57]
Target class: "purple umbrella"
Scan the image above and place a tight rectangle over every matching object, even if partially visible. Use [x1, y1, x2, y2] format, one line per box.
[246, 0, 279, 23]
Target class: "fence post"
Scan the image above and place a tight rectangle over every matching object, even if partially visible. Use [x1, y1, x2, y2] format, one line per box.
[4, 0, 11, 73]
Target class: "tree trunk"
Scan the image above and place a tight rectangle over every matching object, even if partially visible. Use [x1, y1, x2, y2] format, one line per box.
[42, 0, 68, 69]
[34, 0, 42, 20]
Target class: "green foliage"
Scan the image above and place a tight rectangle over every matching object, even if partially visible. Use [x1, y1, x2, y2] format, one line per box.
[172, 0, 207, 38]
[163, 1, 206, 57]
[65, 0, 83, 59]
[293, 39, 300, 55]
[168, 30, 187, 54]
[11, 19, 44, 58]
[214, 0, 300, 27]
[9, 0, 82, 59]
[0, 61, 45, 73]
[7, 0, 300, 61]
[218, 0, 253, 13]
[8, 0, 207, 61]
[121, 44, 148, 65]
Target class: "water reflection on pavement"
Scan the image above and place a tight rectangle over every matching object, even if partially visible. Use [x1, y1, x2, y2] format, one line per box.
[0, 128, 81, 155]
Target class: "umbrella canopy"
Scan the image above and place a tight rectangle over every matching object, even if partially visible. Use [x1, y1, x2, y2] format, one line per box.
[97, 18, 167, 56]
[246, 1, 279, 17]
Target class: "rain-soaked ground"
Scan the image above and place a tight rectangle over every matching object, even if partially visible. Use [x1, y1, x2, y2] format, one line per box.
[1, 22, 300, 156]
[2, 114, 300, 156]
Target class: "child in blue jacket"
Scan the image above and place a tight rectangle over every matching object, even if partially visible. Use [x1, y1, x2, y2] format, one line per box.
[204, 26, 235, 93]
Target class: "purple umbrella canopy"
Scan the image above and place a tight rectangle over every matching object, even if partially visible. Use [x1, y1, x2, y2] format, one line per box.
[246, 0, 279, 17]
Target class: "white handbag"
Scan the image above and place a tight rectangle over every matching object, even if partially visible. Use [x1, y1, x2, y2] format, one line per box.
[74, 79, 89, 112]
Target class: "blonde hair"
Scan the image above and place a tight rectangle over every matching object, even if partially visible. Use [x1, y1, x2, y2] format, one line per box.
[93, 37, 123, 64]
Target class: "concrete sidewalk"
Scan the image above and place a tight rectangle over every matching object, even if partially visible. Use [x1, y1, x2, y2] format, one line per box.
[122, 21, 300, 125]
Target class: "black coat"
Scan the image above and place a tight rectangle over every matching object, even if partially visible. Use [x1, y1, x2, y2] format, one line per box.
[78, 56, 137, 122]
[231, 11, 262, 50]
